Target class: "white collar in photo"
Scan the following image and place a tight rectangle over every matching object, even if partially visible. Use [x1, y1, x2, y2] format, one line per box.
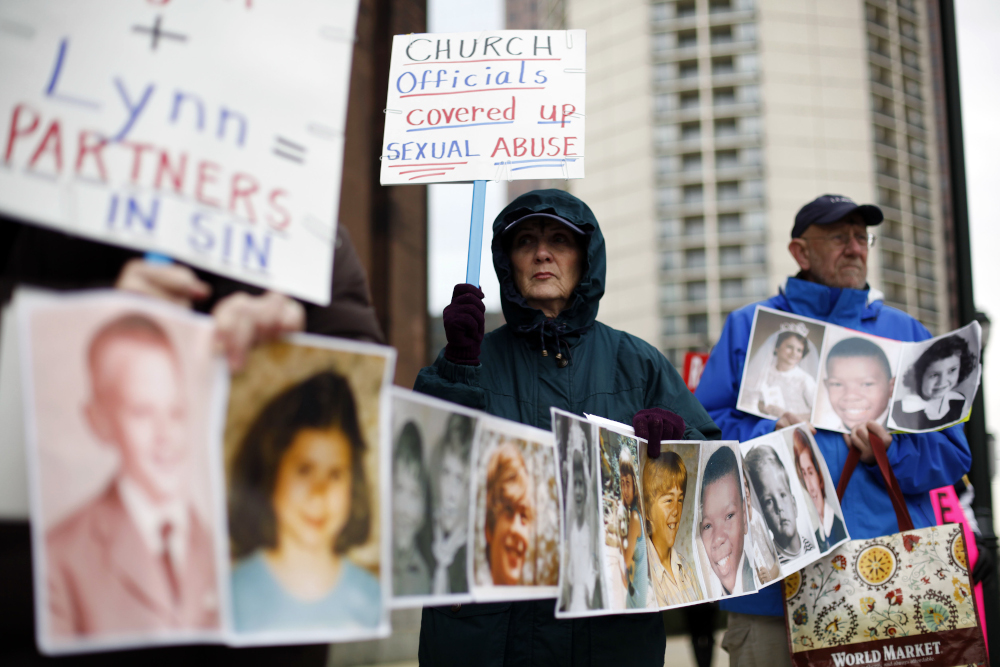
[822, 499, 837, 538]
[900, 391, 965, 420]
[118, 477, 190, 567]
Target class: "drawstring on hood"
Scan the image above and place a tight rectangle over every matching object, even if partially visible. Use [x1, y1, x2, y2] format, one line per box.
[491, 189, 606, 367]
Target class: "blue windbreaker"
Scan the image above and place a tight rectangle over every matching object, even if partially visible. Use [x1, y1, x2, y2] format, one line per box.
[694, 277, 972, 617]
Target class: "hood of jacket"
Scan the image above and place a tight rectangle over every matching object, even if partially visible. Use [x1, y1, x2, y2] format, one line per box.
[491, 189, 606, 336]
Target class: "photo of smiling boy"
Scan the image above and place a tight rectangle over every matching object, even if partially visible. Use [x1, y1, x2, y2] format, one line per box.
[814, 335, 901, 433]
[641, 450, 703, 606]
[471, 420, 559, 598]
[696, 445, 755, 597]
[29, 306, 223, 648]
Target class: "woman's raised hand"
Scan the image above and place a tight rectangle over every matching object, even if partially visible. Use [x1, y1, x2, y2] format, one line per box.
[443, 283, 485, 366]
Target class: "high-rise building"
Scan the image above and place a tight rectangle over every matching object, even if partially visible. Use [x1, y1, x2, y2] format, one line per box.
[564, 0, 955, 363]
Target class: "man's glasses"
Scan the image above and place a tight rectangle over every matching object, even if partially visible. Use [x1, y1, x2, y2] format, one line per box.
[800, 232, 877, 249]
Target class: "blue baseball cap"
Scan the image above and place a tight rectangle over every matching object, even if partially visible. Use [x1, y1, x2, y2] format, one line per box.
[792, 194, 883, 238]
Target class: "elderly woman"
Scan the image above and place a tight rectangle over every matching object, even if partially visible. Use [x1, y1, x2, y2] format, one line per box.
[415, 190, 720, 667]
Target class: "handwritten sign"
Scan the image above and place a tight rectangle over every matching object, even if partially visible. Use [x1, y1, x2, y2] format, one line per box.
[0, 0, 359, 305]
[379, 30, 586, 184]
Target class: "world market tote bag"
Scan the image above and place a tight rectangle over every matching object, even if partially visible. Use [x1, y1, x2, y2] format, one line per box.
[783, 433, 986, 667]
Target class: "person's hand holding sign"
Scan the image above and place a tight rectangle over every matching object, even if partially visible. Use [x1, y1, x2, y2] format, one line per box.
[117, 258, 305, 372]
[115, 258, 211, 308]
[443, 284, 485, 366]
[212, 291, 305, 372]
[844, 421, 892, 465]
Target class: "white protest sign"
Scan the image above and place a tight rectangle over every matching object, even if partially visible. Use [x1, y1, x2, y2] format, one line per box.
[0, 0, 359, 305]
[380, 30, 586, 184]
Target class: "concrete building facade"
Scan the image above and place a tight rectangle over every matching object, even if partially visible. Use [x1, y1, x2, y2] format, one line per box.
[566, 0, 953, 363]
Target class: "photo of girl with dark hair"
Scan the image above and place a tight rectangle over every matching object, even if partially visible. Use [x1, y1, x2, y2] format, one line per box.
[228, 371, 380, 633]
[391, 422, 434, 596]
[891, 330, 980, 431]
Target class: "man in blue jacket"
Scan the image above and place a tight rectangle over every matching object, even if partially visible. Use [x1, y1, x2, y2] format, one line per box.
[694, 194, 971, 667]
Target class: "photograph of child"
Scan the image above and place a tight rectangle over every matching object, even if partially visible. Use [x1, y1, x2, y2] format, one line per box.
[20, 293, 225, 652]
[738, 308, 826, 422]
[813, 332, 902, 434]
[742, 439, 816, 572]
[470, 418, 558, 600]
[694, 443, 756, 597]
[388, 389, 477, 608]
[639, 442, 704, 607]
[889, 323, 981, 432]
[391, 421, 434, 597]
[786, 427, 847, 552]
[553, 411, 605, 615]
[740, 451, 781, 585]
[225, 336, 393, 641]
[595, 429, 647, 610]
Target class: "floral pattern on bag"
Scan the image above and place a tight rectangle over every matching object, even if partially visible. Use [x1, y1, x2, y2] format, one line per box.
[784, 525, 977, 653]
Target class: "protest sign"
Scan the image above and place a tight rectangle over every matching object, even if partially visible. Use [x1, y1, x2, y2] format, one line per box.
[379, 30, 586, 185]
[0, 0, 359, 305]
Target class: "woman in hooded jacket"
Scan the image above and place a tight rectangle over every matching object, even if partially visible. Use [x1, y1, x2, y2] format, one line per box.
[415, 189, 720, 667]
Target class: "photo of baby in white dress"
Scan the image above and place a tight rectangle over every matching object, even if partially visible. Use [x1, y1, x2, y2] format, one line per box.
[738, 309, 826, 422]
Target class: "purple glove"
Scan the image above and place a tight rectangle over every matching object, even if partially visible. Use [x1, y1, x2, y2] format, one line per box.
[632, 408, 686, 459]
[443, 284, 485, 365]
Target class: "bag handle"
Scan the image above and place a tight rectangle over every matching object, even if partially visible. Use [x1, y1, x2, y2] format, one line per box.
[835, 429, 914, 533]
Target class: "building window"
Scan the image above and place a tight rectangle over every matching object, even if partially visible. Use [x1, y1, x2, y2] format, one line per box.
[677, 1, 696, 18]
[877, 157, 899, 178]
[678, 29, 698, 49]
[716, 149, 739, 168]
[901, 48, 920, 70]
[660, 284, 681, 303]
[878, 187, 901, 209]
[718, 181, 740, 200]
[719, 245, 742, 264]
[744, 210, 765, 230]
[679, 60, 699, 78]
[709, 0, 732, 13]
[681, 121, 701, 140]
[683, 184, 704, 203]
[658, 187, 679, 206]
[662, 315, 679, 336]
[687, 281, 708, 301]
[684, 216, 706, 236]
[915, 228, 934, 249]
[908, 137, 927, 158]
[682, 153, 703, 172]
[872, 95, 894, 117]
[747, 276, 768, 297]
[650, 2, 670, 22]
[712, 57, 735, 75]
[906, 107, 924, 128]
[916, 259, 934, 279]
[714, 87, 737, 106]
[912, 197, 931, 217]
[710, 26, 733, 44]
[659, 219, 681, 238]
[680, 90, 701, 108]
[874, 125, 896, 147]
[661, 251, 680, 271]
[715, 118, 738, 137]
[685, 248, 707, 268]
[903, 77, 922, 99]
[918, 290, 937, 311]
[689, 313, 709, 334]
[910, 167, 928, 187]
[721, 278, 743, 298]
[718, 212, 741, 233]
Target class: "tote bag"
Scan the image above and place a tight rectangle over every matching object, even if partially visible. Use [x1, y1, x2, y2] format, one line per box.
[783, 433, 987, 667]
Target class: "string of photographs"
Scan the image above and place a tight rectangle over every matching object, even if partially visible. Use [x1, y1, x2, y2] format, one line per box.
[737, 306, 982, 434]
[386, 389, 850, 617]
[553, 412, 849, 618]
[5, 287, 857, 654]
[10, 289, 396, 655]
